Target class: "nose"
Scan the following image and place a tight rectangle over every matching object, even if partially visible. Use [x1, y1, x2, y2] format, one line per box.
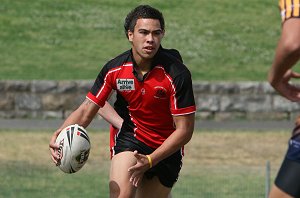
[146, 33, 154, 43]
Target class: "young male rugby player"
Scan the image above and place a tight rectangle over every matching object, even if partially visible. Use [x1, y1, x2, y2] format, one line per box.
[49, 5, 196, 198]
[268, 1, 300, 197]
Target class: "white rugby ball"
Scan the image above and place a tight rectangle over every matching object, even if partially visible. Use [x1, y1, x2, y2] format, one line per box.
[55, 124, 90, 173]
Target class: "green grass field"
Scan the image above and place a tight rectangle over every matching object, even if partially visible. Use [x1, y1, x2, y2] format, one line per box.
[0, 1, 296, 197]
[0, 129, 289, 197]
[1, 0, 287, 81]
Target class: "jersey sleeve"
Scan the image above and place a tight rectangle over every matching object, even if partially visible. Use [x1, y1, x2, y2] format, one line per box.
[86, 65, 114, 107]
[170, 70, 196, 116]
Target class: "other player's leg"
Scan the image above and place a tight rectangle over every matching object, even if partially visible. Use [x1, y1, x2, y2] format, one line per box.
[269, 185, 293, 198]
[269, 122, 300, 198]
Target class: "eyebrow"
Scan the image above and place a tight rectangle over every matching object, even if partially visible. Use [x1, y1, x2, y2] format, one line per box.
[138, 28, 163, 33]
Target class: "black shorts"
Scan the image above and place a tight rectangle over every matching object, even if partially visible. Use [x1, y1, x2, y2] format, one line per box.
[275, 132, 300, 197]
[112, 124, 183, 188]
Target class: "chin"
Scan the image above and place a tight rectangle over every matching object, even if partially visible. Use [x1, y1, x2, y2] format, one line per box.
[146, 50, 159, 58]
[140, 53, 155, 60]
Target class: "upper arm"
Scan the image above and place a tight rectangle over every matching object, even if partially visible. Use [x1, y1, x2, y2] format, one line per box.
[87, 65, 116, 107]
[170, 71, 196, 115]
[173, 113, 195, 142]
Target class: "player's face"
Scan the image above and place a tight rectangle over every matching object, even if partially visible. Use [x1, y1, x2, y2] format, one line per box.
[128, 18, 164, 61]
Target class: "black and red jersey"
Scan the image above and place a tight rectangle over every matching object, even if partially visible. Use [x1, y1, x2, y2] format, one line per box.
[87, 47, 196, 148]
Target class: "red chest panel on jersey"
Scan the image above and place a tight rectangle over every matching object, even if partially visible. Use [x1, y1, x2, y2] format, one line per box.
[87, 60, 196, 148]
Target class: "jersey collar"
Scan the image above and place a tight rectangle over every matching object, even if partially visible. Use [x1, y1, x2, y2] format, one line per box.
[130, 46, 163, 81]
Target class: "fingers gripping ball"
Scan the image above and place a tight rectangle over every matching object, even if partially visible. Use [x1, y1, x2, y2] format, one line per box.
[55, 124, 90, 173]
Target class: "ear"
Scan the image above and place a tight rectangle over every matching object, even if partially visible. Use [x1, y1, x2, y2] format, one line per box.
[128, 30, 133, 42]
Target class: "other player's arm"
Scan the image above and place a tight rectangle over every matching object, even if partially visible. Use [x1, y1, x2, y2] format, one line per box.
[49, 98, 100, 164]
[98, 101, 123, 129]
[268, 22, 300, 102]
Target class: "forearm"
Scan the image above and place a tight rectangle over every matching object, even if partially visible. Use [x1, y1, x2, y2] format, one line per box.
[268, 41, 300, 87]
[268, 56, 297, 86]
[149, 114, 195, 167]
[59, 99, 99, 130]
[150, 129, 192, 166]
[98, 101, 123, 129]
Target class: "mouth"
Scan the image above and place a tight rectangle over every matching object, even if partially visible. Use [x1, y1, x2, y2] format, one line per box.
[143, 46, 155, 53]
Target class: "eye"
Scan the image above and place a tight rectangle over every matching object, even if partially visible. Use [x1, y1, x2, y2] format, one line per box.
[153, 31, 162, 36]
[139, 30, 149, 35]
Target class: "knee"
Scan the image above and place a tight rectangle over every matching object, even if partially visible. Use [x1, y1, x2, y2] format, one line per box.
[109, 181, 120, 198]
[109, 180, 135, 198]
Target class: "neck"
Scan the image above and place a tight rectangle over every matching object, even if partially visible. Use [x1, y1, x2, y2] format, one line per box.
[132, 53, 153, 75]
[135, 61, 151, 78]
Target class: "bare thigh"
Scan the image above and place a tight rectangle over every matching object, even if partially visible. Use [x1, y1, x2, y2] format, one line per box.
[110, 151, 137, 198]
[269, 185, 294, 198]
[135, 176, 172, 198]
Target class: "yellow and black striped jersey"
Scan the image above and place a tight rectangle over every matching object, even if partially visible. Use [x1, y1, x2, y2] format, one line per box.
[279, 0, 300, 22]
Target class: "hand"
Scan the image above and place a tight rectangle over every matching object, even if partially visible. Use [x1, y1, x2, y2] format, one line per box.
[296, 115, 300, 126]
[49, 128, 62, 165]
[273, 70, 300, 102]
[128, 150, 151, 187]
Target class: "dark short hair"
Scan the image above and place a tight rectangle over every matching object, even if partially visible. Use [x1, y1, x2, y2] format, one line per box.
[124, 5, 165, 38]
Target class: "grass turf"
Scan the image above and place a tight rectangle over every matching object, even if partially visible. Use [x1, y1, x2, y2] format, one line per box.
[0, 0, 289, 81]
[0, 129, 289, 197]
